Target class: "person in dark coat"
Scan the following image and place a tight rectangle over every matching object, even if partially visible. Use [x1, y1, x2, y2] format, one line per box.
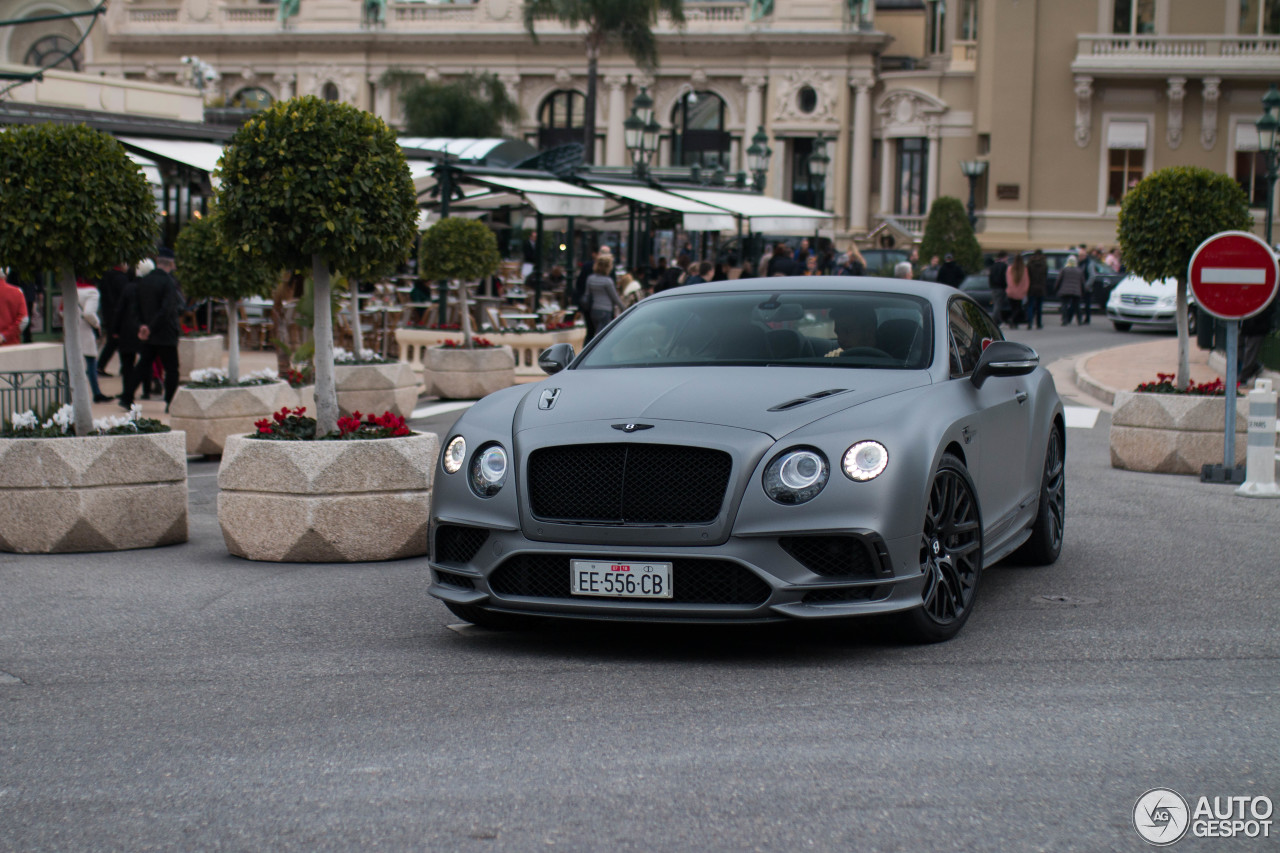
[122, 249, 183, 411]
[95, 263, 129, 377]
[1056, 255, 1087, 325]
[1025, 249, 1048, 330]
[936, 254, 966, 287]
[112, 273, 145, 408]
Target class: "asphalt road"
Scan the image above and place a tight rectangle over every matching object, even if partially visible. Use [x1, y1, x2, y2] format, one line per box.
[2, 327, 1276, 852]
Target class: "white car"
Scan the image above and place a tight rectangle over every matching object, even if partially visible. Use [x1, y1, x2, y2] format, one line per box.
[1105, 274, 1196, 332]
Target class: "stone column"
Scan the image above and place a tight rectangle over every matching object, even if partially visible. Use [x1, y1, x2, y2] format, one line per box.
[848, 76, 874, 233]
[879, 137, 894, 215]
[926, 120, 941, 212]
[274, 73, 295, 101]
[604, 75, 628, 167]
[741, 74, 766, 174]
[369, 73, 392, 122]
[497, 73, 522, 140]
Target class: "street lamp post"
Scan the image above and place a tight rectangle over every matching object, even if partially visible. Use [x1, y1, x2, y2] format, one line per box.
[1255, 84, 1280, 246]
[959, 159, 988, 230]
[623, 87, 660, 275]
[806, 134, 830, 258]
[746, 125, 772, 192]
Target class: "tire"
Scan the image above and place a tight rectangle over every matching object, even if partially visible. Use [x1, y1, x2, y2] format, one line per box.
[443, 600, 531, 631]
[1011, 425, 1065, 565]
[1187, 310, 1197, 335]
[896, 453, 984, 644]
[1112, 321, 1132, 332]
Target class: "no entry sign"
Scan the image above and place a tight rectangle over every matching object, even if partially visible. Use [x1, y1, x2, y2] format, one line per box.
[1188, 230, 1279, 321]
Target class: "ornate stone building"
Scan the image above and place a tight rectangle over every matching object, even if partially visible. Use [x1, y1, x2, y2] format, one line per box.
[4, 0, 1280, 249]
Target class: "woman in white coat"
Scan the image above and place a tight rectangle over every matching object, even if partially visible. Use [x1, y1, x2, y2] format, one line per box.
[63, 278, 113, 402]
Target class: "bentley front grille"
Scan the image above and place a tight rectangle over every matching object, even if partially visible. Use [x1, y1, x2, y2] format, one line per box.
[527, 443, 732, 524]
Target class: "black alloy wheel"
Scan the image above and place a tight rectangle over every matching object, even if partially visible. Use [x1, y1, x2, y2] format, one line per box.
[1013, 425, 1065, 565]
[898, 453, 983, 643]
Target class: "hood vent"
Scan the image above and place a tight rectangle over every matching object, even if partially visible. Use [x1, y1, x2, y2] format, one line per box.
[768, 388, 849, 412]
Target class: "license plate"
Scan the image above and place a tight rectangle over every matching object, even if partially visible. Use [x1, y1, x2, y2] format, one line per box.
[570, 560, 673, 599]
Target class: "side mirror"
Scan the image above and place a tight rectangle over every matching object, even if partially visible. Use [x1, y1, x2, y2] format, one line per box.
[538, 342, 575, 375]
[971, 340, 1038, 388]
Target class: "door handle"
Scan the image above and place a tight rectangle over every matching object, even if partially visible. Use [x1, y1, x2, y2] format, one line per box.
[1015, 390, 1029, 404]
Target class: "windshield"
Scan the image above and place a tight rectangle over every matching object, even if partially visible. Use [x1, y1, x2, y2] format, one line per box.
[577, 290, 933, 370]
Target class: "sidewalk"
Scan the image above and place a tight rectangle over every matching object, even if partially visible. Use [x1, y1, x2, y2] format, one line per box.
[1069, 337, 1280, 409]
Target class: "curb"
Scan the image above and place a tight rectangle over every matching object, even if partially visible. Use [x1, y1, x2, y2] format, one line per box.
[1071, 349, 1116, 407]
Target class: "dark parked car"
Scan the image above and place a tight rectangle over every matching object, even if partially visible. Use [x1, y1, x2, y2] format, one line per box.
[429, 277, 1066, 643]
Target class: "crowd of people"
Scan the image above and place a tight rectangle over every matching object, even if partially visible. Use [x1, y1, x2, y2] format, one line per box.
[0, 249, 186, 413]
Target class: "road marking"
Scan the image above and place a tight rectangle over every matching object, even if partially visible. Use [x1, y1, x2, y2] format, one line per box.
[1201, 267, 1267, 285]
[1064, 405, 1100, 429]
[412, 401, 475, 420]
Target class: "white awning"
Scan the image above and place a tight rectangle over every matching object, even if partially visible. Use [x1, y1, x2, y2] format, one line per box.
[1236, 123, 1260, 152]
[1106, 121, 1148, 150]
[586, 182, 737, 232]
[464, 174, 606, 217]
[668, 188, 834, 233]
[117, 136, 225, 174]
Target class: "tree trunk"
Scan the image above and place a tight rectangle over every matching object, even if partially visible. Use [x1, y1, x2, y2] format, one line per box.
[459, 279, 473, 349]
[226, 299, 241, 384]
[59, 265, 93, 437]
[312, 255, 338, 436]
[583, 40, 599, 165]
[1175, 278, 1191, 391]
[350, 278, 364, 359]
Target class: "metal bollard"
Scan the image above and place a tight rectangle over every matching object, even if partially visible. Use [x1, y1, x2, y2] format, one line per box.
[1235, 378, 1280, 498]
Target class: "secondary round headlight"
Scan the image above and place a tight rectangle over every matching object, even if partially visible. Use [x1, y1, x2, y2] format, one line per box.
[470, 443, 508, 498]
[843, 441, 889, 481]
[1157, 295, 1176, 308]
[763, 448, 829, 505]
[443, 436, 466, 474]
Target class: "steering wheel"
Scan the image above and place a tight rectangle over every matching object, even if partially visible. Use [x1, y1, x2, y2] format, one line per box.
[839, 346, 893, 360]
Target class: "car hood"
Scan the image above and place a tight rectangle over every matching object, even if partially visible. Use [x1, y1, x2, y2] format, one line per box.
[513, 367, 932, 440]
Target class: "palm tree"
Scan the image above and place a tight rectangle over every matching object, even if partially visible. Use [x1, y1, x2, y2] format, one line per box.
[523, 0, 685, 164]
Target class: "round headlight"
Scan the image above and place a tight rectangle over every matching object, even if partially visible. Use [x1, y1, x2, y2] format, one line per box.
[1157, 295, 1175, 308]
[763, 448, 829, 505]
[843, 441, 888, 481]
[443, 436, 466, 474]
[470, 443, 508, 497]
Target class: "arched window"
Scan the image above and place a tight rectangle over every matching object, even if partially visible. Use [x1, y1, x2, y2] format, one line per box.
[671, 90, 729, 168]
[23, 34, 81, 72]
[322, 82, 340, 102]
[538, 90, 585, 150]
[231, 87, 274, 110]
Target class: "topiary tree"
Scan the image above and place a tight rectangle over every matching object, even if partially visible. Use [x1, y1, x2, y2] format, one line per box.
[393, 71, 522, 138]
[1118, 166, 1252, 390]
[0, 124, 157, 436]
[175, 212, 278, 383]
[919, 196, 983, 273]
[216, 96, 418, 435]
[419, 217, 502, 350]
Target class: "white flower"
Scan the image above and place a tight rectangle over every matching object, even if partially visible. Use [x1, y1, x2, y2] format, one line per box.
[243, 367, 279, 382]
[190, 367, 229, 384]
[9, 410, 37, 430]
[333, 347, 355, 364]
[51, 404, 74, 434]
[130, 403, 143, 420]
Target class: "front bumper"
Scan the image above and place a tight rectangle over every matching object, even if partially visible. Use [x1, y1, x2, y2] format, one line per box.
[428, 521, 926, 624]
[1106, 305, 1177, 328]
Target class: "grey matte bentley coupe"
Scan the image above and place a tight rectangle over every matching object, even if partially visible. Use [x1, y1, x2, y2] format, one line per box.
[428, 277, 1065, 642]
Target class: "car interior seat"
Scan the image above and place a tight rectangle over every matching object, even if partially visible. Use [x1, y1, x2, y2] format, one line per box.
[875, 318, 922, 363]
[716, 324, 769, 360]
[764, 328, 805, 360]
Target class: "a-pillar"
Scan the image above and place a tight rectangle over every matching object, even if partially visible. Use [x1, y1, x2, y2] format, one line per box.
[848, 75, 874, 233]
[740, 74, 766, 174]
[605, 75, 628, 167]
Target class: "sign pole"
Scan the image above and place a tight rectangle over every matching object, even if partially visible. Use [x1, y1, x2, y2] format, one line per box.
[1223, 320, 1239, 472]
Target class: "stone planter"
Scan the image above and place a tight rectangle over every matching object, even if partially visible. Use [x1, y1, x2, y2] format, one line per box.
[0, 431, 188, 553]
[216, 432, 438, 562]
[335, 361, 420, 418]
[423, 345, 516, 400]
[177, 335, 224, 382]
[169, 380, 293, 457]
[1110, 390, 1248, 475]
[396, 327, 585, 382]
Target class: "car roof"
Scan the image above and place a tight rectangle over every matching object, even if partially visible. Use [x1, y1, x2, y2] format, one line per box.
[647, 275, 959, 305]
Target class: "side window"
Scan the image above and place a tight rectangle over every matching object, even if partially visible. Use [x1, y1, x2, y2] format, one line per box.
[948, 298, 1001, 377]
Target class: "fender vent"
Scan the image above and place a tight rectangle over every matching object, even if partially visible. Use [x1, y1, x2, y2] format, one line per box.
[768, 388, 849, 412]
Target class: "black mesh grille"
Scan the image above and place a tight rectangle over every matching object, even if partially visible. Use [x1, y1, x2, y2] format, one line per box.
[435, 525, 489, 564]
[489, 554, 771, 606]
[527, 444, 732, 524]
[780, 535, 880, 579]
[802, 586, 884, 604]
[435, 570, 476, 590]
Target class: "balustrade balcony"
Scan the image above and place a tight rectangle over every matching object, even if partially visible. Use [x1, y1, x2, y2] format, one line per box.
[1073, 33, 1280, 77]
